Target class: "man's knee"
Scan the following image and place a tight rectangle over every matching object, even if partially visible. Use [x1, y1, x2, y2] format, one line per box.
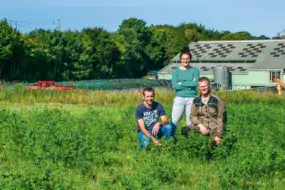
[163, 124, 172, 132]
[141, 139, 150, 149]
[160, 124, 173, 140]
[138, 133, 151, 149]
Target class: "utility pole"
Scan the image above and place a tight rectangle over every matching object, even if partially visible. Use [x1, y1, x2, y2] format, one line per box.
[57, 19, 61, 31]
[8, 20, 18, 29]
[53, 19, 61, 31]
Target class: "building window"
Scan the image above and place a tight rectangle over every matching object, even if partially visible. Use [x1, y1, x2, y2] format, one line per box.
[270, 71, 281, 83]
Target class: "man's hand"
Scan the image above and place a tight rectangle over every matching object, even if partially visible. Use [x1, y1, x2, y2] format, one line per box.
[177, 82, 181, 85]
[153, 139, 162, 146]
[214, 136, 221, 145]
[152, 122, 160, 135]
[150, 136, 162, 146]
[198, 124, 209, 135]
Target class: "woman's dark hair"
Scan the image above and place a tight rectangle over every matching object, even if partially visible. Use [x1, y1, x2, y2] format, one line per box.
[180, 45, 192, 60]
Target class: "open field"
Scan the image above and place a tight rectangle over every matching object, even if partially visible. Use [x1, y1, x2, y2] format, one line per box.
[1, 104, 97, 115]
[0, 84, 285, 106]
[0, 87, 285, 189]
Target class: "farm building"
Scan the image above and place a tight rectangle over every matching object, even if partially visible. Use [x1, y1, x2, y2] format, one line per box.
[158, 40, 285, 90]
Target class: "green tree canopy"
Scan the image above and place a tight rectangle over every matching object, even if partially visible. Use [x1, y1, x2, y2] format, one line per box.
[0, 17, 273, 82]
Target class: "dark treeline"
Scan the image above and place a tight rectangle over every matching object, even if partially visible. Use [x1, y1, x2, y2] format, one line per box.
[0, 17, 279, 82]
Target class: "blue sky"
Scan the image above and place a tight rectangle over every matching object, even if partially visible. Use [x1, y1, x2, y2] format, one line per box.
[1, 0, 284, 38]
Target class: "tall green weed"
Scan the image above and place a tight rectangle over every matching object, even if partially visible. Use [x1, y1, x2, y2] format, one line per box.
[0, 104, 285, 189]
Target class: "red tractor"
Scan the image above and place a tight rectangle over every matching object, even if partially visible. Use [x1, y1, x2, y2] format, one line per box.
[25, 81, 73, 90]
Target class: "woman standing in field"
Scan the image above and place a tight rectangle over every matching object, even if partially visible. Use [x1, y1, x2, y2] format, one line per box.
[171, 46, 200, 134]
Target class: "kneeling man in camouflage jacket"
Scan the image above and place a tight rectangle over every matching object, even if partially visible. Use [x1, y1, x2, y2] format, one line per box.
[181, 77, 227, 145]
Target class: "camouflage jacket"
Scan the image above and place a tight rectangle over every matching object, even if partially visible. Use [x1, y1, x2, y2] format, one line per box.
[190, 94, 227, 137]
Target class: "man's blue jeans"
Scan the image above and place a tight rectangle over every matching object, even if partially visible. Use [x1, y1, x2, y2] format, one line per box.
[138, 124, 173, 149]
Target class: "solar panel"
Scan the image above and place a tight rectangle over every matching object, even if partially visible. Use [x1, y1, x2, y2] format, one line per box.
[205, 43, 236, 58]
[188, 41, 285, 62]
[237, 43, 265, 58]
[269, 44, 285, 57]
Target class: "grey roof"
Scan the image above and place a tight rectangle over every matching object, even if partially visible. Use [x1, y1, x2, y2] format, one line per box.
[159, 63, 252, 74]
[160, 40, 285, 74]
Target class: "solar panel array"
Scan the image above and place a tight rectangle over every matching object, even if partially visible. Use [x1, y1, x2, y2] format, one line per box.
[200, 65, 247, 72]
[238, 43, 266, 58]
[200, 66, 214, 71]
[269, 43, 285, 57]
[165, 40, 285, 74]
[199, 64, 249, 73]
[161, 62, 252, 74]
[176, 41, 285, 61]
[191, 43, 238, 60]
[191, 44, 212, 59]
[208, 44, 235, 58]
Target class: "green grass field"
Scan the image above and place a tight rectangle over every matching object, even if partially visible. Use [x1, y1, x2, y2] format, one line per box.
[1, 104, 97, 115]
[0, 87, 285, 189]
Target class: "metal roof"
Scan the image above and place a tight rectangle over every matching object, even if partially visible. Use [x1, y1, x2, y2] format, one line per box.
[160, 40, 285, 74]
[159, 63, 253, 74]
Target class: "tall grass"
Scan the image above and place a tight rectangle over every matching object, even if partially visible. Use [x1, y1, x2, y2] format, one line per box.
[0, 83, 284, 106]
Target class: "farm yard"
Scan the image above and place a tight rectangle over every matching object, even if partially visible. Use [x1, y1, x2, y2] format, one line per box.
[0, 86, 285, 189]
[1, 4, 285, 189]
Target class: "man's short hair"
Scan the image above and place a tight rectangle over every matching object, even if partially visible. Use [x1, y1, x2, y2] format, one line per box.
[142, 87, 155, 96]
[198, 77, 210, 84]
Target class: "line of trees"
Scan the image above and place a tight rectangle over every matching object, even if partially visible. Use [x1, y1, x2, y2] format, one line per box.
[0, 17, 274, 82]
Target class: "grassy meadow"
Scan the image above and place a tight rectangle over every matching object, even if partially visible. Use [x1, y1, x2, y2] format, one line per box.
[0, 85, 285, 189]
